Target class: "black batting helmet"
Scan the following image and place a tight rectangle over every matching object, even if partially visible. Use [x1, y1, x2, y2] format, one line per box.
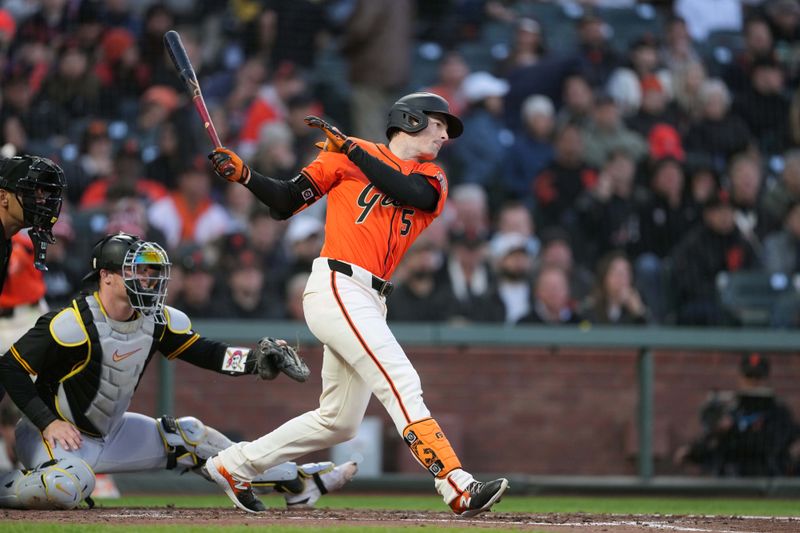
[386, 92, 463, 140]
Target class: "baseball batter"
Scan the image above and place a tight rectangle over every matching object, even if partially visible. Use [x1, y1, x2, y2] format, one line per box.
[0, 233, 355, 510]
[206, 93, 508, 516]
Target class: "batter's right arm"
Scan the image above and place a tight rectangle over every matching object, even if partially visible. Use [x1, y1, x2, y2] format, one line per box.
[208, 147, 318, 220]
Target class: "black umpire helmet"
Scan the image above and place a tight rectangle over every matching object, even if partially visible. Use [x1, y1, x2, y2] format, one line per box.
[386, 92, 463, 140]
[0, 155, 66, 243]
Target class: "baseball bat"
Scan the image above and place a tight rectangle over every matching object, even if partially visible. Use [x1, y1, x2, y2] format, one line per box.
[163, 30, 222, 148]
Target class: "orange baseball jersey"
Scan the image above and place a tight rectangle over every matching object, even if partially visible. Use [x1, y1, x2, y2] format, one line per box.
[0, 233, 46, 308]
[300, 138, 448, 279]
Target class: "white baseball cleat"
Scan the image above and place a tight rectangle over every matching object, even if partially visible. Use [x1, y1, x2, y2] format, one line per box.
[283, 461, 358, 509]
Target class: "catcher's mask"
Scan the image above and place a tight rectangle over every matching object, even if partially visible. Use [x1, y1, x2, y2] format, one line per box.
[83, 232, 171, 324]
[386, 92, 463, 140]
[0, 156, 66, 270]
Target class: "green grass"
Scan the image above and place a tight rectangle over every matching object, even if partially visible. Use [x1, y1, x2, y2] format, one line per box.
[5, 494, 800, 533]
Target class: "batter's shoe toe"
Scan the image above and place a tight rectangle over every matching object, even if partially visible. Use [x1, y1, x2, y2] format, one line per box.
[449, 478, 509, 518]
[284, 461, 358, 509]
[203, 458, 266, 514]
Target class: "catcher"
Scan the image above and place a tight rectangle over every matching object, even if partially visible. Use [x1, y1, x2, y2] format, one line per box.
[0, 232, 355, 510]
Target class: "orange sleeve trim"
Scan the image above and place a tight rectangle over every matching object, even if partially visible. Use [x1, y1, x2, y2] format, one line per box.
[166, 333, 200, 360]
[9, 346, 36, 375]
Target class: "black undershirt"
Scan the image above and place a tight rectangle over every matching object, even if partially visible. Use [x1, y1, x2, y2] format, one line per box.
[245, 145, 440, 218]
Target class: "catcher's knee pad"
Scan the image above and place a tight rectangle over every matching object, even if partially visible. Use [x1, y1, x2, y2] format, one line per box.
[5, 457, 95, 509]
[157, 415, 234, 470]
[403, 418, 462, 478]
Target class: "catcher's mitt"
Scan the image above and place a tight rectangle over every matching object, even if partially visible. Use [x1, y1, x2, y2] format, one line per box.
[254, 337, 310, 382]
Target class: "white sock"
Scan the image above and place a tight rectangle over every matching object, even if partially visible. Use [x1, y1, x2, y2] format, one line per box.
[434, 468, 474, 504]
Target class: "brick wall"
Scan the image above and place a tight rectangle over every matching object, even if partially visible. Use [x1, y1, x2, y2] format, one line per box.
[130, 345, 800, 476]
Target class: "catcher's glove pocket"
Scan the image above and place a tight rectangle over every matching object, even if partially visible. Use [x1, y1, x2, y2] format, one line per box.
[255, 337, 311, 382]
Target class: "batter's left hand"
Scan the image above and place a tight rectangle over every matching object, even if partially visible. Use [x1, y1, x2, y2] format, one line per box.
[305, 116, 354, 154]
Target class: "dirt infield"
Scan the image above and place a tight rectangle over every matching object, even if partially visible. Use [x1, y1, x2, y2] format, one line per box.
[4, 508, 800, 532]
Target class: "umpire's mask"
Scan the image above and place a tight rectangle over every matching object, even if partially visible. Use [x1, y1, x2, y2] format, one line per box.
[121, 240, 171, 325]
[0, 156, 66, 270]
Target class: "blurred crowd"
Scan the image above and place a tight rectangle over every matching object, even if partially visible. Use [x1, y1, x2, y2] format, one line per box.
[1, 0, 800, 327]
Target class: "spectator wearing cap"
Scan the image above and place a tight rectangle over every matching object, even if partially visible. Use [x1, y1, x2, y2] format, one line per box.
[533, 123, 598, 233]
[94, 27, 150, 118]
[763, 201, 800, 275]
[439, 225, 504, 324]
[684, 79, 752, 174]
[489, 232, 536, 324]
[285, 92, 326, 168]
[580, 251, 648, 325]
[136, 85, 181, 154]
[633, 158, 694, 322]
[148, 163, 235, 250]
[218, 246, 281, 319]
[283, 215, 324, 279]
[503, 94, 555, 204]
[670, 189, 760, 325]
[732, 57, 791, 156]
[761, 149, 800, 232]
[581, 91, 647, 169]
[625, 75, 682, 139]
[607, 33, 668, 118]
[674, 352, 798, 476]
[170, 243, 220, 319]
[575, 150, 641, 267]
[496, 17, 546, 77]
[573, 10, 622, 89]
[446, 71, 512, 195]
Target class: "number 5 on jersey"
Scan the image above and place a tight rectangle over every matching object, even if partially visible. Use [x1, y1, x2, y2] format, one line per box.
[356, 184, 415, 236]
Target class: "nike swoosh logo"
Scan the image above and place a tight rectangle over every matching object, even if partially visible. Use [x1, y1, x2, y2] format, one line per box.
[112, 348, 142, 362]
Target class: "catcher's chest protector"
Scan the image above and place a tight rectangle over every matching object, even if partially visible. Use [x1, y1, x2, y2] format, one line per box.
[56, 295, 156, 436]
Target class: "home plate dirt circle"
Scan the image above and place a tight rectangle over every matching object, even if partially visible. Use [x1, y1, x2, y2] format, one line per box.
[3, 508, 799, 532]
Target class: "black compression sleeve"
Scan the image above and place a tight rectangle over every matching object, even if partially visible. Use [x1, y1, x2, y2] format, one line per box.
[0, 355, 58, 430]
[243, 171, 298, 215]
[346, 145, 439, 212]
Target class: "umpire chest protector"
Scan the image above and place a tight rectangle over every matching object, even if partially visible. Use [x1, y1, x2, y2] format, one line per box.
[53, 294, 160, 436]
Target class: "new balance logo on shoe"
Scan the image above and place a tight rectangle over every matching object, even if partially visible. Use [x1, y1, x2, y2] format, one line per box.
[449, 478, 509, 518]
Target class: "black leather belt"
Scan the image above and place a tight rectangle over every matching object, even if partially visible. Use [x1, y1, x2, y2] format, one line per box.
[0, 307, 12, 318]
[328, 259, 394, 298]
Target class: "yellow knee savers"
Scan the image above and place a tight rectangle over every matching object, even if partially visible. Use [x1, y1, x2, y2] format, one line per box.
[403, 417, 462, 478]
